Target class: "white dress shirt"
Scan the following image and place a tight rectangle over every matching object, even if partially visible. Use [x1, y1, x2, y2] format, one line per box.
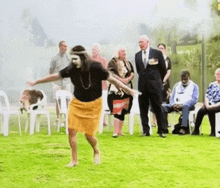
[142, 46, 150, 67]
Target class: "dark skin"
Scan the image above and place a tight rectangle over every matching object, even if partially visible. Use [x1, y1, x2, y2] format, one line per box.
[173, 75, 190, 112]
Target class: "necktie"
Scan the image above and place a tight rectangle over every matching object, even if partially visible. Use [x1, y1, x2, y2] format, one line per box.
[143, 50, 147, 68]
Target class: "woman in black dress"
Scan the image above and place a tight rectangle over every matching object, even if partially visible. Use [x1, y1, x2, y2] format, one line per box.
[157, 43, 172, 103]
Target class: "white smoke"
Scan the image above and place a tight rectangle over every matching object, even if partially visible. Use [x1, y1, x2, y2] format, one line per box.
[0, 0, 215, 102]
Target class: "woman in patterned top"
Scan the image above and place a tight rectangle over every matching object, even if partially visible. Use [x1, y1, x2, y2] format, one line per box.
[27, 45, 137, 167]
[192, 68, 220, 136]
[107, 46, 134, 138]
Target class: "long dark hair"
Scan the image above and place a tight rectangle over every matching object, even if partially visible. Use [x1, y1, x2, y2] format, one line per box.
[71, 45, 92, 71]
[157, 43, 166, 49]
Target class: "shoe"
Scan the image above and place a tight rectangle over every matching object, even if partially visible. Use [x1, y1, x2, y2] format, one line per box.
[140, 132, 150, 137]
[112, 133, 118, 138]
[144, 132, 150, 136]
[159, 133, 166, 138]
[191, 131, 200, 135]
[66, 161, 78, 167]
[119, 133, 126, 136]
[209, 133, 215, 136]
[94, 153, 100, 165]
[179, 129, 186, 135]
[157, 130, 169, 134]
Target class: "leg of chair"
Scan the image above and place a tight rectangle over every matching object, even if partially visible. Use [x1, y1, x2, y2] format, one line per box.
[18, 114, 22, 135]
[107, 114, 113, 132]
[65, 114, 68, 134]
[215, 113, 220, 137]
[171, 112, 177, 131]
[129, 113, 134, 135]
[99, 112, 104, 133]
[25, 113, 30, 132]
[47, 113, 51, 135]
[148, 110, 152, 135]
[57, 115, 60, 132]
[189, 111, 195, 134]
[30, 113, 36, 135]
[3, 114, 9, 136]
[36, 114, 41, 132]
[168, 113, 172, 127]
[138, 116, 144, 133]
[0, 115, 3, 134]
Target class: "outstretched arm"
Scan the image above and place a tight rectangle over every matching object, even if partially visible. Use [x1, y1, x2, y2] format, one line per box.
[107, 73, 139, 97]
[27, 73, 61, 86]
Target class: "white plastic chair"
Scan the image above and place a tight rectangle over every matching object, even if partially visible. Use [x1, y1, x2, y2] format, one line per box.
[99, 90, 112, 133]
[25, 90, 51, 135]
[56, 90, 73, 134]
[0, 90, 21, 136]
[129, 96, 152, 135]
[215, 113, 220, 137]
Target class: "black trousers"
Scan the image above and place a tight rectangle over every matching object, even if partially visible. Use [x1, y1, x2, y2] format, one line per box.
[194, 104, 220, 134]
[139, 89, 166, 134]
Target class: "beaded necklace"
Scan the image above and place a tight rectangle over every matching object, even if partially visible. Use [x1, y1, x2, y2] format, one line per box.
[80, 72, 91, 90]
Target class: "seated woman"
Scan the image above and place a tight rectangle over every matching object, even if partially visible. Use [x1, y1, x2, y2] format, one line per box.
[107, 46, 134, 138]
[192, 68, 220, 136]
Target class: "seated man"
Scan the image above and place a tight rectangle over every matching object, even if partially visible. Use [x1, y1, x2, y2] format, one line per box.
[163, 70, 199, 135]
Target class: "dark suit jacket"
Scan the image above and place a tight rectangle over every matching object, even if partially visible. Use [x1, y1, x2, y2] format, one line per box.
[135, 47, 167, 93]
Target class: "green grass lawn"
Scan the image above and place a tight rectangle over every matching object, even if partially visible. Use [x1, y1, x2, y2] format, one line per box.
[1, 110, 220, 188]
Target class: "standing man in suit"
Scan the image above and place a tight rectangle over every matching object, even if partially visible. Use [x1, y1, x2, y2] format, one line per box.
[135, 35, 167, 138]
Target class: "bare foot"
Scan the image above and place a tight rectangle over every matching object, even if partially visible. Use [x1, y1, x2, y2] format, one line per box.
[66, 161, 78, 167]
[119, 133, 126, 136]
[94, 152, 100, 165]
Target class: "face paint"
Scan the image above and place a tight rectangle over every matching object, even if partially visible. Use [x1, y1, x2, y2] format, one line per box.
[70, 54, 81, 68]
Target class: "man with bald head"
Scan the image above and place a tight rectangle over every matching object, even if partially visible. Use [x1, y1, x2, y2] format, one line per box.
[135, 35, 167, 138]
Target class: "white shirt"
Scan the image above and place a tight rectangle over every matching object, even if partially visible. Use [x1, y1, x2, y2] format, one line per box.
[50, 52, 70, 87]
[142, 46, 150, 63]
[174, 81, 194, 104]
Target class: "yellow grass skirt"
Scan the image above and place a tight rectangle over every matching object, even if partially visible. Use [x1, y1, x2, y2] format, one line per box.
[68, 97, 102, 136]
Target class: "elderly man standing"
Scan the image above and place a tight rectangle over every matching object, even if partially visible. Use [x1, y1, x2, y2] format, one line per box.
[49, 41, 71, 124]
[135, 35, 167, 138]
